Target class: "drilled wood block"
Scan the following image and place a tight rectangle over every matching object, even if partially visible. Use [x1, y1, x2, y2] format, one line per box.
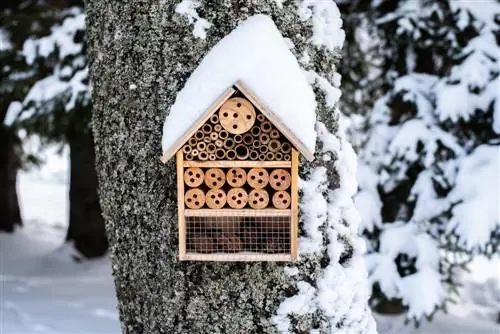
[184, 167, 204, 187]
[227, 187, 248, 209]
[247, 168, 269, 189]
[272, 191, 291, 209]
[219, 97, 256, 134]
[206, 188, 226, 209]
[269, 169, 291, 191]
[185, 188, 205, 209]
[248, 189, 269, 209]
[227, 168, 246, 187]
[204, 168, 226, 188]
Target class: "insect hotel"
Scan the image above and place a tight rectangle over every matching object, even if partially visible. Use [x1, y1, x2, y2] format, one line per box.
[160, 16, 316, 262]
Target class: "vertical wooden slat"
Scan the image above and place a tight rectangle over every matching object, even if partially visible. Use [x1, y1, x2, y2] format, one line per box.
[291, 149, 299, 260]
[176, 150, 186, 260]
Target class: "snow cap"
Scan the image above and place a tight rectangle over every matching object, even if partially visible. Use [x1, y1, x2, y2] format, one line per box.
[161, 14, 317, 161]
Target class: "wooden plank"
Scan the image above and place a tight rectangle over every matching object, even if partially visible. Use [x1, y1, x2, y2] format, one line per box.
[183, 160, 291, 168]
[291, 149, 299, 260]
[234, 81, 314, 162]
[161, 87, 236, 163]
[176, 150, 186, 260]
[185, 209, 291, 217]
[182, 253, 292, 262]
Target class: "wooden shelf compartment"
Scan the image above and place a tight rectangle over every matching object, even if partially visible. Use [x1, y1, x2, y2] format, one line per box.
[183, 160, 291, 168]
[185, 209, 292, 217]
[181, 253, 293, 262]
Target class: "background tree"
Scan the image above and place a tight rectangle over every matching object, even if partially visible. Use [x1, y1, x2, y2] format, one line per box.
[87, 0, 376, 332]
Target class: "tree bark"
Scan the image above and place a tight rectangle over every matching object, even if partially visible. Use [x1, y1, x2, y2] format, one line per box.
[0, 126, 22, 232]
[66, 107, 108, 258]
[87, 1, 375, 333]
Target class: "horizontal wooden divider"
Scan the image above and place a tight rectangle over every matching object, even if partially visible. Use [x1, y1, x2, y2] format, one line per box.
[183, 160, 291, 168]
[185, 208, 292, 217]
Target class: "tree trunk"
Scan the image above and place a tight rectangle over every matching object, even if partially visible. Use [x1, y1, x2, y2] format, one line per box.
[87, 1, 376, 333]
[0, 126, 22, 232]
[66, 109, 108, 258]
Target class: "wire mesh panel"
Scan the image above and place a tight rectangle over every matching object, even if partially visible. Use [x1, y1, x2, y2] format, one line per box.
[186, 215, 291, 257]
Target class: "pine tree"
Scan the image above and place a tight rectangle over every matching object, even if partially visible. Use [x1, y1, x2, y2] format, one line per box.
[87, 0, 376, 332]
[347, 0, 500, 322]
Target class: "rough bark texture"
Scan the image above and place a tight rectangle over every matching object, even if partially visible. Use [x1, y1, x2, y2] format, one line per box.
[0, 126, 22, 232]
[87, 1, 375, 333]
[66, 107, 108, 258]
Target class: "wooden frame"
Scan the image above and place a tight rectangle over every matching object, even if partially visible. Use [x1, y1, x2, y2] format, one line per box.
[176, 150, 186, 260]
[291, 149, 299, 260]
[183, 253, 292, 262]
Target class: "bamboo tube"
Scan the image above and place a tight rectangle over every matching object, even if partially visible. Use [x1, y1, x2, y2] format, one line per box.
[257, 114, 265, 122]
[184, 167, 204, 187]
[215, 148, 225, 160]
[185, 189, 205, 209]
[249, 150, 259, 160]
[210, 132, 218, 141]
[259, 153, 266, 161]
[185, 154, 193, 160]
[272, 191, 291, 209]
[275, 152, 283, 160]
[268, 139, 281, 152]
[227, 168, 247, 187]
[284, 154, 291, 161]
[191, 149, 199, 157]
[234, 134, 242, 144]
[215, 139, 223, 148]
[203, 137, 211, 143]
[247, 168, 269, 189]
[223, 138, 235, 150]
[243, 134, 254, 146]
[259, 145, 269, 153]
[281, 142, 291, 153]
[226, 149, 237, 160]
[270, 129, 280, 139]
[235, 144, 249, 160]
[204, 168, 226, 188]
[259, 133, 270, 145]
[206, 188, 227, 209]
[248, 189, 269, 209]
[209, 154, 216, 161]
[250, 126, 261, 137]
[219, 130, 228, 140]
[195, 130, 204, 140]
[269, 169, 291, 191]
[266, 152, 275, 160]
[252, 141, 261, 149]
[188, 137, 197, 147]
[182, 145, 192, 154]
[202, 123, 212, 134]
[260, 121, 272, 133]
[214, 124, 222, 132]
[198, 151, 209, 161]
[227, 188, 248, 209]
[206, 143, 216, 153]
[196, 142, 207, 152]
[210, 114, 219, 124]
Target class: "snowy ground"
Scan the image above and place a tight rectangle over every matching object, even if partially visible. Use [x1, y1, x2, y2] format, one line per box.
[1, 154, 498, 333]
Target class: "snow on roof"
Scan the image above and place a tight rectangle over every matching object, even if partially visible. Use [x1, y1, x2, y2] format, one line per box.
[161, 14, 317, 161]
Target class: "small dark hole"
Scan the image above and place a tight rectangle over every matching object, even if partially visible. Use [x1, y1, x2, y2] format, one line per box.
[279, 194, 284, 198]
[237, 103, 242, 107]
[211, 195, 216, 198]
[258, 180, 263, 183]
[238, 193, 242, 197]
[188, 171, 193, 176]
[223, 112, 228, 117]
[193, 194, 197, 198]
[232, 124, 238, 129]
[233, 113, 238, 118]
[196, 174, 200, 178]
[190, 178, 194, 183]
[215, 200, 220, 205]
[218, 193, 223, 198]
[238, 175, 243, 179]
[212, 182, 217, 186]
[253, 201, 258, 204]
[259, 172, 263, 176]
[274, 175, 278, 179]
[281, 176, 286, 180]
[246, 115, 251, 119]
[251, 175, 256, 180]
[283, 200, 287, 204]
[217, 177, 222, 181]
[237, 200, 241, 204]
[211, 173, 216, 177]
[195, 201, 199, 206]
[232, 196, 237, 200]
[187, 198, 192, 202]
[276, 182, 281, 187]
[259, 198, 264, 202]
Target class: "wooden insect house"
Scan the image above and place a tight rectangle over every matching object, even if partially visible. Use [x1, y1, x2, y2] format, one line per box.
[160, 16, 317, 262]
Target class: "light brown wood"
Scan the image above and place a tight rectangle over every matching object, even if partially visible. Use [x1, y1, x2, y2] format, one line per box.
[206, 188, 227, 209]
[185, 188, 205, 209]
[204, 168, 226, 188]
[234, 81, 314, 161]
[235, 144, 249, 160]
[259, 133, 270, 145]
[185, 154, 193, 161]
[248, 189, 269, 209]
[234, 134, 242, 143]
[203, 137, 211, 143]
[284, 154, 291, 161]
[184, 167, 204, 187]
[191, 149, 199, 157]
[176, 151, 186, 260]
[259, 153, 266, 161]
[266, 152, 275, 161]
[260, 121, 272, 133]
[183, 160, 291, 168]
[291, 149, 299, 260]
[226, 168, 246, 187]
[182, 253, 292, 262]
[268, 139, 281, 152]
[219, 97, 256, 134]
[227, 187, 248, 209]
[272, 191, 291, 209]
[219, 130, 228, 139]
[247, 168, 269, 189]
[161, 87, 235, 163]
[185, 208, 291, 217]
[269, 169, 291, 191]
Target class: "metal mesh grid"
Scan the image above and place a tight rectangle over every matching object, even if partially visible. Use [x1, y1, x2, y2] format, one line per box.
[186, 215, 291, 255]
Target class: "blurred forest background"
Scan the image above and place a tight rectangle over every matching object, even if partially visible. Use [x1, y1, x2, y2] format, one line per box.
[1, 0, 499, 333]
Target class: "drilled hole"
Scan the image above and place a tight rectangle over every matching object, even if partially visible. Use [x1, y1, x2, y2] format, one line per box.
[195, 201, 199, 206]
[218, 193, 223, 198]
[211, 173, 216, 177]
[281, 176, 286, 180]
[232, 124, 238, 129]
[215, 200, 220, 205]
[238, 193, 242, 197]
[223, 112, 228, 117]
[188, 171, 193, 176]
[190, 178, 194, 183]
[276, 182, 281, 187]
[212, 182, 217, 186]
[279, 194, 284, 198]
[193, 194, 197, 198]
[187, 198, 192, 202]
